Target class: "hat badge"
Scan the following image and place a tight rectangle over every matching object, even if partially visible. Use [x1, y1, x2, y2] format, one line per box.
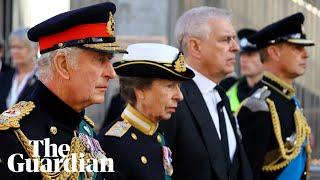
[173, 52, 187, 73]
[106, 11, 115, 36]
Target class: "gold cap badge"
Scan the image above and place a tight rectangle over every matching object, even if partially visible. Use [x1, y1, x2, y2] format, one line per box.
[173, 52, 187, 73]
[106, 11, 115, 36]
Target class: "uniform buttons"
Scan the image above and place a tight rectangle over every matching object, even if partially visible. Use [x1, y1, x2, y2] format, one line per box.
[157, 135, 162, 143]
[131, 133, 137, 140]
[141, 156, 147, 164]
[50, 126, 57, 135]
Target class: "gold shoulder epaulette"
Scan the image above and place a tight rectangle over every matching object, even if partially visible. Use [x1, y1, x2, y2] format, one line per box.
[84, 115, 95, 127]
[0, 101, 35, 130]
[105, 120, 131, 138]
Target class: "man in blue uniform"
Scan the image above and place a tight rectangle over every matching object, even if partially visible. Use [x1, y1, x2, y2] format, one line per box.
[0, 2, 126, 179]
[237, 12, 314, 180]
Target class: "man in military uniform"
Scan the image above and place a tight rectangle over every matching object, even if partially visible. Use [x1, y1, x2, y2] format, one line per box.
[227, 28, 263, 113]
[0, 2, 126, 179]
[98, 43, 195, 180]
[237, 12, 313, 180]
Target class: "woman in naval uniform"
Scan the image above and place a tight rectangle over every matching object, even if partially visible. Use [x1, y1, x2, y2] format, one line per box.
[98, 43, 194, 180]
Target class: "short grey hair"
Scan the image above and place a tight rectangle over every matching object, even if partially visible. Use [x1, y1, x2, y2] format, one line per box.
[175, 6, 232, 56]
[36, 47, 80, 82]
[9, 28, 38, 50]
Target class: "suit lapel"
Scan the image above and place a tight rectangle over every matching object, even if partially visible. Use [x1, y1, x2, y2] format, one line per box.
[225, 102, 238, 137]
[181, 80, 228, 179]
[225, 95, 253, 180]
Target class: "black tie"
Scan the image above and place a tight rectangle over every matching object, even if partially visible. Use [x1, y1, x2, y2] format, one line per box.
[215, 85, 231, 165]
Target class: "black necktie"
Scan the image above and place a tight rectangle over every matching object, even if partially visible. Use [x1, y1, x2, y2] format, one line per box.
[215, 85, 231, 165]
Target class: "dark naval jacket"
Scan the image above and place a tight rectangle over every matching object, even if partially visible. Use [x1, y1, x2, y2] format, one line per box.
[98, 104, 172, 180]
[0, 81, 99, 180]
[237, 72, 311, 180]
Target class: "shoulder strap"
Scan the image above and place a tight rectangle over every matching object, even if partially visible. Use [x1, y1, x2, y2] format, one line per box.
[105, 120, 131, 138]
[0, 101, 35, 130]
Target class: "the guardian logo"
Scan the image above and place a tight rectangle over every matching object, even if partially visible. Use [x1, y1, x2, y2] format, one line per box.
[7, 138, 114, 173]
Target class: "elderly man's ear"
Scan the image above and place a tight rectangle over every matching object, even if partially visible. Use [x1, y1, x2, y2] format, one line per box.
[187, 37, 202, 59]
[53, 52, 71, 80]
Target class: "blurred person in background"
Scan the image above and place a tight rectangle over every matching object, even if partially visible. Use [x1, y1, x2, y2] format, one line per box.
[0, 28, 38, 112]
[0, 36, 13, 73]
[226, 28, 263, 113]
[219, 72, 238, 90]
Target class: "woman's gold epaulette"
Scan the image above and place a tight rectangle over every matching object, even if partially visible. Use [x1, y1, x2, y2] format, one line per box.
[0, 101, 35, 130]
[84, 115, 95, 128]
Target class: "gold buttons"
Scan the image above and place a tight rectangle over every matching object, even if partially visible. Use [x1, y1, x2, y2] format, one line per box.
[131, 133, 137, 140]
[141, 156, 147, 164]
[50, 126, 57, 135]
[157, 135, 162, 143]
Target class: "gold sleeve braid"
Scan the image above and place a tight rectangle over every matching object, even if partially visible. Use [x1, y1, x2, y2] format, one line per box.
[13, 129, 93, 180]
[262, 99, 311, 172]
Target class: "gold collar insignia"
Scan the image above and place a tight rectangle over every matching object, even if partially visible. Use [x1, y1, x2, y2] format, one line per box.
[262, 71, 295, 99]
[121, 104, 158, 135]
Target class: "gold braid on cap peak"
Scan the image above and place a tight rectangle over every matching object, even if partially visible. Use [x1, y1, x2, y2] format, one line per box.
[173, 52, 187, 73]
[262, 99, 311, 172]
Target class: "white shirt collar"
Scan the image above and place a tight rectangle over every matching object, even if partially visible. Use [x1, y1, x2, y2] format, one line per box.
[188, 66, 217, 94]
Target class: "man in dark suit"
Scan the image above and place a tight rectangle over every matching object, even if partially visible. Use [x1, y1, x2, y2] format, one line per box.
[160, 6, 252, 180]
